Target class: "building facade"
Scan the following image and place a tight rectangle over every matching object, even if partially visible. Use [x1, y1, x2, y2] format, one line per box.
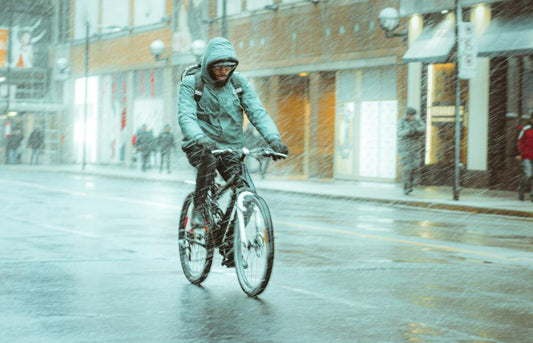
[401, 0, 533, 190]
[54, 0, 407, 181]
[0, 0, 63, 164]
[4, 1, 530, 190]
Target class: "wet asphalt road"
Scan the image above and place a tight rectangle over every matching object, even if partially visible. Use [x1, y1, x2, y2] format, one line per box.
[0, 168, 532, 343]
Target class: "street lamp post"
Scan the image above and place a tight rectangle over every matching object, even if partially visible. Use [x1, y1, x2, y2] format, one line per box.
[82, 21, 89, 170]
[222, 0, 227, 37]
[453, 0, 462, 200]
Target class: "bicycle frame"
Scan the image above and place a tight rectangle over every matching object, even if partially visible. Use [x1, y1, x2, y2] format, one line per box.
[208, 149, 257, 247]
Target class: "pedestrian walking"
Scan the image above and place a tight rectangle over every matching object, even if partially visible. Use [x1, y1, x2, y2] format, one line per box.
[6, 129, 23, 165]
[158, 124, 175, 174]
[397, 107, 425, 195]
[28, 127, 44, 165]
[135, 124, 155, 172]
[516, 112, 533, 201]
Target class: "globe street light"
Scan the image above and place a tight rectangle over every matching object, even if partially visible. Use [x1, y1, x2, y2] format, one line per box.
[378, 7, 406, 38]
[150, 39, 167, 62]
[190, 40, 206, 63]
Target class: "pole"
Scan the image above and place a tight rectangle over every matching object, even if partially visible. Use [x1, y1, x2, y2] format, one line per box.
[4, 9, 13, 115]
[222, 0, 227, 37]
[82, 21, 89, 170]
[453, 0, 462, 200]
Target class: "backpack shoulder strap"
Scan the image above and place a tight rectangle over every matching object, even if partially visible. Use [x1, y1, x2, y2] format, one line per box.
[194, 72, 203, 103]
[230, 75, 244, 103]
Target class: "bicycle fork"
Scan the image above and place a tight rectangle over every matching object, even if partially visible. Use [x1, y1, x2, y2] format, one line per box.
[236, 191, 255, 260]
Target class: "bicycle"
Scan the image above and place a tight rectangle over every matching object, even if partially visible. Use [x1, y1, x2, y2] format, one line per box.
[178, 147, 286, 297]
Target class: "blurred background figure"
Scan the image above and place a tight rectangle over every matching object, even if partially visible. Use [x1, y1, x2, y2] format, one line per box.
[135, 124, 155, 172]
[397, 107, 426, 195]
[158, 124, 175, 174]
[516, 112, 533, 201]
[6, 129, 23, 165]
[28, 127, 44, 165]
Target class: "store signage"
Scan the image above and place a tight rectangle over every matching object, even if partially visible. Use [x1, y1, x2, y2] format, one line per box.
[0, 28, 7, 67]
[458, 22, 477, 79]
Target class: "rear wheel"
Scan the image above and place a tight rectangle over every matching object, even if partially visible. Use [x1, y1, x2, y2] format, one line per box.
[234, 193, 274, 297]
[178, 193, 214, 284]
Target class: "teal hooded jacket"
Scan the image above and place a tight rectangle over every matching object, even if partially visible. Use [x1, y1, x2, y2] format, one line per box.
[178, 37, 281, 148]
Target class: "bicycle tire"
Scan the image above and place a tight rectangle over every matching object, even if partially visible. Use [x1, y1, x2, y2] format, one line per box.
[234, 192, 274, 297]
[178, 193, 214, 285]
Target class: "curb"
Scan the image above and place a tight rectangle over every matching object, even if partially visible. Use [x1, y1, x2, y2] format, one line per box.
[255, 187, 533, 219]
[5, 166, 533, 219]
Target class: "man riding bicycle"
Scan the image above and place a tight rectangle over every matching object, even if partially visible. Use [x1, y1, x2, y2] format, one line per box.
[178, 37, 289, 228]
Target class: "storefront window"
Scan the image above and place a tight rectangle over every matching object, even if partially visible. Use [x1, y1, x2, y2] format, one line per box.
[133, 0, 165, 27]
[74, 0, 99, 39]
[101, 73, 128, 163]
[335, 67, 397, 180]
[74, 76, 99, 163]
[102, 0, 129, 29]
[133, 69, 165, 143]
[425, 63, 468, 165]
[217, 0, 241, 16]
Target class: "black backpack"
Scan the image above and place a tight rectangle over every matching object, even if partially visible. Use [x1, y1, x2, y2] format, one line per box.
[181, 63, 244, 104]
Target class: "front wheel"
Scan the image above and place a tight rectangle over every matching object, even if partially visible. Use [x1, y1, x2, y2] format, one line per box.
[234, 193, 274, 297]
[178, 193, 214, 284]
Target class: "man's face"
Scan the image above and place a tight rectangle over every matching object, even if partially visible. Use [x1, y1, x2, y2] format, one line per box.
[211, 65, 233, 82]
[407, 114, 414, 121]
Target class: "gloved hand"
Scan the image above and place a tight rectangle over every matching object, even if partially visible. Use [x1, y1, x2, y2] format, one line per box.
[195, 136, 217, 152]
[268, 139, 289, 160]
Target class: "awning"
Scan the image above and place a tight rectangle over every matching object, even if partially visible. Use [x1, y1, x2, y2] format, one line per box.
[477, 14, 533, 57]
[403, 17, 456, 63]
[0, 100, 65, 112]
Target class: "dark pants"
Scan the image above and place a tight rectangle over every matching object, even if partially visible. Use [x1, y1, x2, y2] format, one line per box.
[519, 159, 533, 197]
[141, 151, 151, 172]
[31, 148, 41, 165]
[183, 143, 241, 208]
[400, 151, 421, 192]
[160, 150, 171, 173]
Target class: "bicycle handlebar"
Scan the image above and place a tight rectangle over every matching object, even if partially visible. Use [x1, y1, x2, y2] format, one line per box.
[211, 147, 287, 160]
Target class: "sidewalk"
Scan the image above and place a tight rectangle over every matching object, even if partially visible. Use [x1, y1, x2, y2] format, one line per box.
[4, 163, 533, 219]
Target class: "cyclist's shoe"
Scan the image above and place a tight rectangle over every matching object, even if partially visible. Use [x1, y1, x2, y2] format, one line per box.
[220, 245, 235, 268]
[191, 207, 207, 228]
[221, 254, 235, 268]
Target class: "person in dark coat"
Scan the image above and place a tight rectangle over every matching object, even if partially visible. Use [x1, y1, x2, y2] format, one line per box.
[158, 124, 175, 174]
[135, 124, 155, 172]
[6, 129, 23, 165]
[28, 127, 44, 165]
[397, 107, 425, 195]
[516, 113, 533, 201]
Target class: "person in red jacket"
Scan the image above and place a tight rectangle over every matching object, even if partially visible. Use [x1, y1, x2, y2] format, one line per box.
[516, 113, 533, 201]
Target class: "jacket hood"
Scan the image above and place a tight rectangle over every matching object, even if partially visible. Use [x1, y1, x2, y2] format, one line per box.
[201, 37, 239, 86]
